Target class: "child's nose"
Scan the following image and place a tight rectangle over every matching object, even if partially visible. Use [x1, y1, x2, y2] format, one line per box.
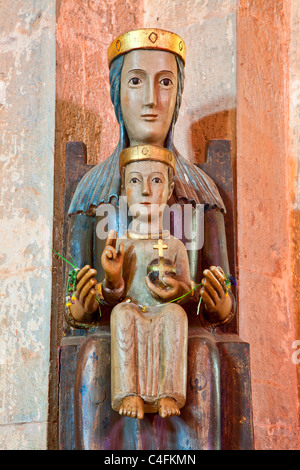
[141, 178, 151, 196]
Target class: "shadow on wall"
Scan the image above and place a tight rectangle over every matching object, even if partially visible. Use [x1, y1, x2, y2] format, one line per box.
[55, 99, 105, 166]
[189, 108, 236, 165]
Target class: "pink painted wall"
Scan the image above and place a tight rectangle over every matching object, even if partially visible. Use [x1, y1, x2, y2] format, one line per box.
[237, 0, 299, 449]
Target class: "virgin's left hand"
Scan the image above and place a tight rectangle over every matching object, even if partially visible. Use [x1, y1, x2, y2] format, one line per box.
[200, 266, 232, 322]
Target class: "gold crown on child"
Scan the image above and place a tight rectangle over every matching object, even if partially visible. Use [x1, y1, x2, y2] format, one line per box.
[119, 145, 175, 173]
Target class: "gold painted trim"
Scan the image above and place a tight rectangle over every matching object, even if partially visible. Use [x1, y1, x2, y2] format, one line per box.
[108, 28, 186, 66]
[119, 145, 175, 172]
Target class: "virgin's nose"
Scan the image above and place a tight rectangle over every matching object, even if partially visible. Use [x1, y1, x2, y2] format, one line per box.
[144, 77, 156, 107]
[141, 178, 151, 196]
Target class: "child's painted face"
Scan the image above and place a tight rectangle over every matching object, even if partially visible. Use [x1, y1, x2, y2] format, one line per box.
[124, 160, 174, 223]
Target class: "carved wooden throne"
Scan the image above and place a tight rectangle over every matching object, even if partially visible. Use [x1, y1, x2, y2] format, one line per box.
[57, 140, 254, 450]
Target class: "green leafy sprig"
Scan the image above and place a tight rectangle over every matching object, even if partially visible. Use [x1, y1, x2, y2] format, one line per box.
[52, 248, 101, 308]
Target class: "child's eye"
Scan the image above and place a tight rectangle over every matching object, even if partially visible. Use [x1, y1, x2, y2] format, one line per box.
[130, 177, 140, 184]
[129, 77, 142, 85]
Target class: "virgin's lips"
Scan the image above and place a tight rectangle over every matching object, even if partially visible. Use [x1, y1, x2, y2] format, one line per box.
[141, 113, 158, 120]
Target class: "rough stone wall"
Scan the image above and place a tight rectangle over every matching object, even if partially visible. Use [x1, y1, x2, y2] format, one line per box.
[237, 0, 300, 449]
[0, 1, 56, 449]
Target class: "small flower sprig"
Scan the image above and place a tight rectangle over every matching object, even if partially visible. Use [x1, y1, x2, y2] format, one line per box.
[52, 248, 101, 311]
[195, 274, 235, 315]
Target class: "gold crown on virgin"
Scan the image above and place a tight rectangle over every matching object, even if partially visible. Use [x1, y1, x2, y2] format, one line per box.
[108, 28, 186, 66]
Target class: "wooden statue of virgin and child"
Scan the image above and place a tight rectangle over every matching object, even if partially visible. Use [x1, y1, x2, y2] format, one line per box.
[59, 28, 252, 451]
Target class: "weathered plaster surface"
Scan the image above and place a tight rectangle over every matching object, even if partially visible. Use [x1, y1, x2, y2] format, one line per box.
[290, 0, 300, 414]
[237, 0, 300, 449]
[0, 0, 55, 449]
[0, 422, 47, 451]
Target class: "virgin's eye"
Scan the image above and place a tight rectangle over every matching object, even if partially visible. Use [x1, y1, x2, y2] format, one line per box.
[160, 78, 173, 87]
[129, 77, 142, 85]
[130, 177, 140, 184]
[152, 177, 163, 183]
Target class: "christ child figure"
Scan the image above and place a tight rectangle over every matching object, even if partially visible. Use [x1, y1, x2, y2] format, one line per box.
[101, 145, 190, 419]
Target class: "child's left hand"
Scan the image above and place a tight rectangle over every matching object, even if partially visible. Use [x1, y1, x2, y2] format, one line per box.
[145, 275, 182, 302]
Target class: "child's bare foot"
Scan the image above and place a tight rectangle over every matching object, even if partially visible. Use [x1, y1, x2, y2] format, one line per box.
[119, 395, 144, 419]
[157, 397, 180, 418]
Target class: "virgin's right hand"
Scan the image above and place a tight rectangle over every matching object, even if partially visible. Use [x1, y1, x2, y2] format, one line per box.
[69, 265, 98, 322]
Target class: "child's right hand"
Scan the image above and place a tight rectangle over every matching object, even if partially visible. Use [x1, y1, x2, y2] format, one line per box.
[101, 229, 125, 288]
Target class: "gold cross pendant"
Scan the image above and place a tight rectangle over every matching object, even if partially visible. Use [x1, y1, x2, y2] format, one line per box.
[153, 239, 168, 258]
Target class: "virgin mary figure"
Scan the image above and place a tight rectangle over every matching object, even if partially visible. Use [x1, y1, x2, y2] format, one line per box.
[64, 29, 235, 450]
[66, 29, 233, 324]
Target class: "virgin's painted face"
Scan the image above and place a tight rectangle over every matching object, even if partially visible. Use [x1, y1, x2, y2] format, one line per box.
[120, 49, 178, 147]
